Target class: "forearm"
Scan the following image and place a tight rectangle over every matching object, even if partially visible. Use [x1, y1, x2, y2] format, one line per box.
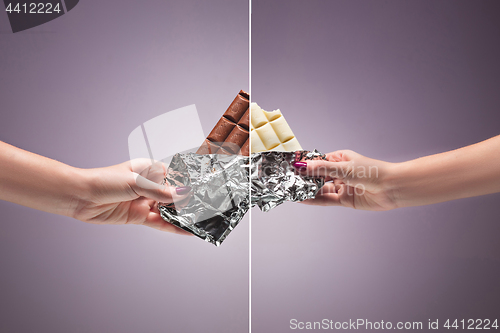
[0, 141, 87, 217]
[391, 135, 500, 207]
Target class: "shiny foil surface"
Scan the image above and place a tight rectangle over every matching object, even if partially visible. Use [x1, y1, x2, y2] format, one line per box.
[158, 150, 325, 246]
[250, 150, 326, 212]
[158, 153, 250, 246]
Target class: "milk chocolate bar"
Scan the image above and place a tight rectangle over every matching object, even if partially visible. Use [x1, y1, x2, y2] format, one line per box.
[250, 103, 302, 153]
[197, 90, 250, 156]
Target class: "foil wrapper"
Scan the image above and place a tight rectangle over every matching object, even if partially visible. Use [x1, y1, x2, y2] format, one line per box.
[158, 153, 250, 246]
[250, 150, 326, 212]
[158, 150, 325, 246]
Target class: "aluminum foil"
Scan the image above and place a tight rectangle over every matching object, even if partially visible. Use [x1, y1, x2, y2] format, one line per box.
[158, 150, 325, 246]
[250, 150, 326, 212]
[158, 153, 250, 246]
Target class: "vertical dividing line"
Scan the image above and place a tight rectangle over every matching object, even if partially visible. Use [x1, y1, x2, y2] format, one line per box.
[60, 0, 68, 13]
[248, 0, 252, 332]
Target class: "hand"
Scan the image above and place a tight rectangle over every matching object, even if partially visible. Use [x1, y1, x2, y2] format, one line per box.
[72, 159, 193, 235]
[0, 141, 192, 235]
[295, 150, 399, 211]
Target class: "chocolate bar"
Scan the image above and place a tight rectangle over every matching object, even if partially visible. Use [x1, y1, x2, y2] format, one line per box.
[250, 103, 302, 153]
[197, 90, 250, 156]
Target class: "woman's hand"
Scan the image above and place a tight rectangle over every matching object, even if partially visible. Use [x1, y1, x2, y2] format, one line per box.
[296, 135, 500, 210]
[0, 141, 191, 235]
[72, 159, 192, 235]
[294, 150, 398, 211]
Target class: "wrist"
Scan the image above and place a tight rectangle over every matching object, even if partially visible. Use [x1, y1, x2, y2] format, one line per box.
[385, 158, 433, 209]
[64, 166, 94, 218]
[381, 161, 411, 209]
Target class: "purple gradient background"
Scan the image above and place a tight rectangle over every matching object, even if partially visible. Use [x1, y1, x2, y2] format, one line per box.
[0, 1, 248, 332]
[252, 1, 500, 332]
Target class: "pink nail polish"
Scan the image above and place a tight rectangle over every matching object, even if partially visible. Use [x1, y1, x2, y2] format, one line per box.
[176, 186, 192, 195]
[293, 161, 307, 170]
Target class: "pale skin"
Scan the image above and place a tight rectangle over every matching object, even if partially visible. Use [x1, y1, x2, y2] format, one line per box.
[0, 141, 192, 235]
[2, 135, 500, 226]
[299, 135, 500, 210]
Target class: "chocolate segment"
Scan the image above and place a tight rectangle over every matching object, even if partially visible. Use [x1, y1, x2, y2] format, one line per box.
[223, 94, 249, 123]
[196, 90, 250, 156]
[197, 139, 220, 154]
[207, 117, 236, 143]
[237, 109, 250, 130]
[239, 91, 249, 100]
[250, 102, 302, 153]
[228, 126, 249, 146]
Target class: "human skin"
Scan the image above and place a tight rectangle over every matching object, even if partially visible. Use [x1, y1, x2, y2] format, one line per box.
[296, 135, 500, 210]
[0, 141, 192, 235]
[3, 134, 500, 223]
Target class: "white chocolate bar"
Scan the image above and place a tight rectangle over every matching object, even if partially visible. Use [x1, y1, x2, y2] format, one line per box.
[250, 103, 302, 153]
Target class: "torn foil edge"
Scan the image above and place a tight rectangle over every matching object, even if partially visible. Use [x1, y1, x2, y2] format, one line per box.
[250, 150, 326, 212]
[158, 153, 250, 246]
[157, 150, 325, 246]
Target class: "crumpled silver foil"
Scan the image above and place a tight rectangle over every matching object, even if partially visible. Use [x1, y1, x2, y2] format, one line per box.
[250, 150, 326, 212]
[158, 150, 325, 246]
[158, 153, 250, 246]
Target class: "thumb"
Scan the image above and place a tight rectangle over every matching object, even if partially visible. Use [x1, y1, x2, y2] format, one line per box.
[132, 172, 192, 203]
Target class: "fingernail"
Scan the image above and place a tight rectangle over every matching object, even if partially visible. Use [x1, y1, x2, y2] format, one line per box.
[293, 161, 307, 170]
[175, 186, 192, 195]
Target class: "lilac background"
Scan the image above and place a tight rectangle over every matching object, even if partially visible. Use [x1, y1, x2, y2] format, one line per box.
[252, 1, 500, 332]
[0, 1, 248, 332]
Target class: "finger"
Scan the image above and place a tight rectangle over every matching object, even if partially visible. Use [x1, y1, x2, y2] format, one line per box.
[294, 159, 353, 179]
[169, 192, 194, 210]
[143, 211, 193, 236]
[127, 158, 165, 176]
[145, 198, 159, 211]
[150, 192, 193, 212]
[136, 161, 167, 185]
[316, 182, 336, 195]
[301, 183, 356, 208]
[325, 150, 357, 162]
[337, 184, 355, 209]
[333, 178, 344, 186]
[132, 172, 192, 203]
[126, 159, 169, 187]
